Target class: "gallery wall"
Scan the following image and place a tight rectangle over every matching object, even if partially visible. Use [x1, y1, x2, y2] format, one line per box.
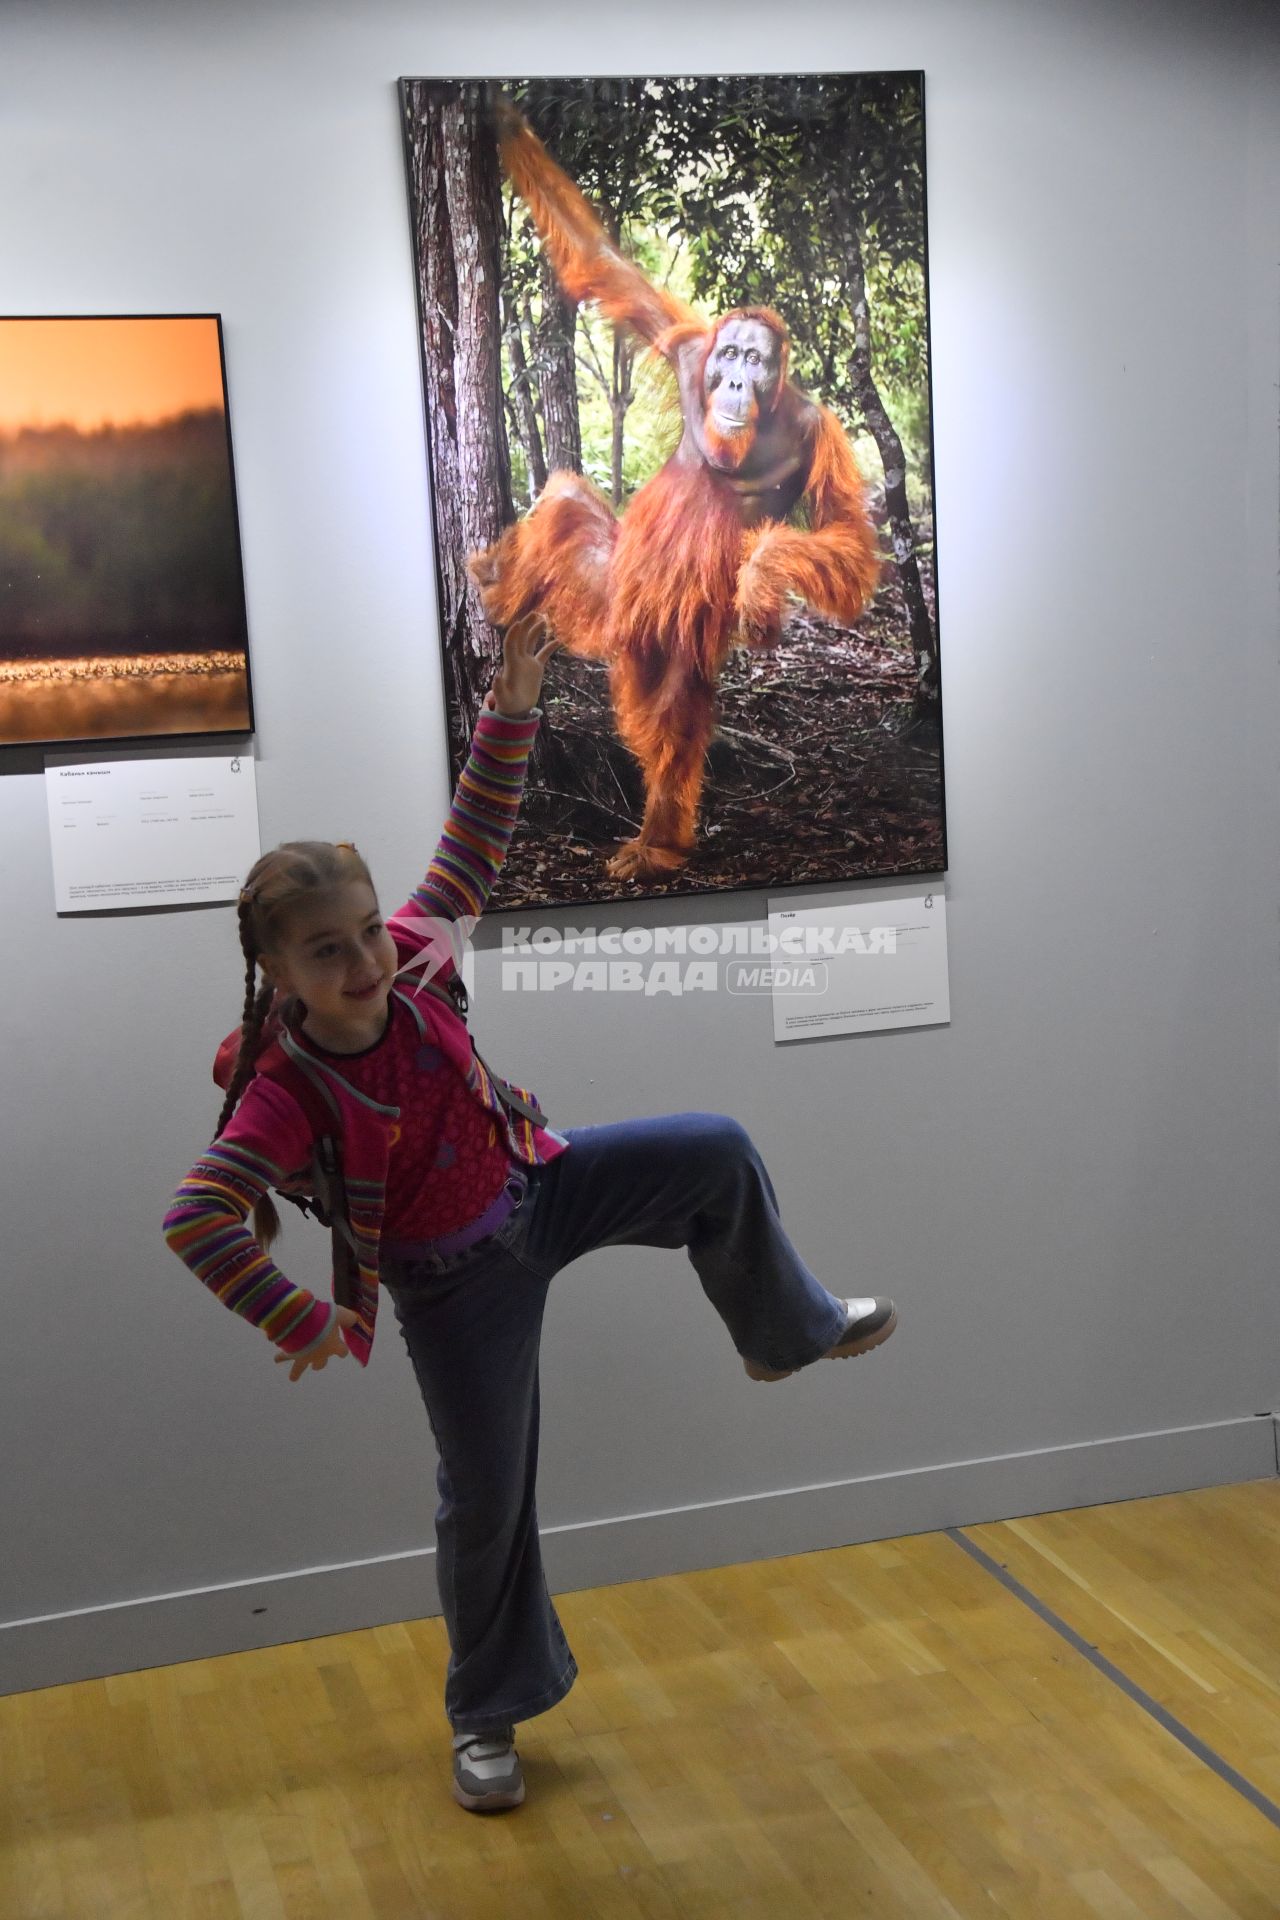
[2, 0, 1277, 1691]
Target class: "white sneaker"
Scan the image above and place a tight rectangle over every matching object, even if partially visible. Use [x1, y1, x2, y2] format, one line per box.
[743, 1297, 898, 1382]
[451, 1725, 525, 1811]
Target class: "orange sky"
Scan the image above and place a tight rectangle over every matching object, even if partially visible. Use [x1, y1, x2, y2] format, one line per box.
[0, 317, 226, 433]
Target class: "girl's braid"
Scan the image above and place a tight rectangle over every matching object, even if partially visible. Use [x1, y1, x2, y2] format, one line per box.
[213, 896, 277, 1140]
[214, 880, 288, 1250]
[213, 840, 371, 1252]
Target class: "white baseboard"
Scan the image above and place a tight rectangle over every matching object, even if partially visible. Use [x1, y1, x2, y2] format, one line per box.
[4, 1414, 1273, 1698]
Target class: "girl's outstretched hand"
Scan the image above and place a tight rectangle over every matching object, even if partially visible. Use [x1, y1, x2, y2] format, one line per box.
[487, 613, 562, 717]
[274, 1306, 359, 1382]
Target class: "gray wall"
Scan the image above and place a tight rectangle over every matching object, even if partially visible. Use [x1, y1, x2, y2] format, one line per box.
[3, 0, 1278, 1692]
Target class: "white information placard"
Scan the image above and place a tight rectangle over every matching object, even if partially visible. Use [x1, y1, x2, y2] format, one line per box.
[766, 883, 949, 1042]
[45, 751, 260, 912]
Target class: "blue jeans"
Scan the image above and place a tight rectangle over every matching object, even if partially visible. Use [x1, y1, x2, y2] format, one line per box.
[378, 1112, 847, 1734]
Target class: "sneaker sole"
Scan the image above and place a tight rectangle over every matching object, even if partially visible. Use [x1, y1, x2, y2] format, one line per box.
[743, 1305, 898, 1382]
[453, 1777, 526, 1812]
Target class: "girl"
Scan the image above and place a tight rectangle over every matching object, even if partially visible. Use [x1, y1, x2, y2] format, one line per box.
[163, 620, 898, 1815]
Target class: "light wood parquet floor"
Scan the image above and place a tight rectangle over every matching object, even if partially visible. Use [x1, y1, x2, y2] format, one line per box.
[4, 1481, 1280, 1919]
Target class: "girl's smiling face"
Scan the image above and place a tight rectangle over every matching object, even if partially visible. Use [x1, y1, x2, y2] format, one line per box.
[260, 878, 398, 1050]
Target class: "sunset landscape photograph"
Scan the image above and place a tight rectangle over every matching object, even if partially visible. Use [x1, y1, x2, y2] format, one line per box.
[0, 314, 253, 747]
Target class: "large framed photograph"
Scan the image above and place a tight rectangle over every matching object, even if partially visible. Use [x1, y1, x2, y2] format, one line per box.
[400, 74, 945, 911]
[0, 314, 253, 749]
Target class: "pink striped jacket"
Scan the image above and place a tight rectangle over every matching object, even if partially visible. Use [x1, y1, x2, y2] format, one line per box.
[162, 707, 566, 1367]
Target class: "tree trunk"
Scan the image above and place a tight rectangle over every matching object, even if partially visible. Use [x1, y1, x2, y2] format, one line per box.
[402, 82, 472, 765]
[845, 224, 939, 706]
[440, 86, 513, 738]
[536, 259, 582, 475]
[609, 332, 635, 507]
[505, 290, 547, 500]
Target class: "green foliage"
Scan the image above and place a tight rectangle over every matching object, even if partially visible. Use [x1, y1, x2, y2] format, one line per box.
[495, 73, 934, 514]
[575, 324, 680, 499]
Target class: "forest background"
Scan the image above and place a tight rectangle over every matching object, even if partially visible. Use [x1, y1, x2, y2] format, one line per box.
[403, 71, 945, 907]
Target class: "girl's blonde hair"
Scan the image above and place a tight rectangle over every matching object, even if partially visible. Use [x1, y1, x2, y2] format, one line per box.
[215, 839, 374, 1250]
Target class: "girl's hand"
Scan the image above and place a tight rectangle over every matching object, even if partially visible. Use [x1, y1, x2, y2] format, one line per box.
[487, 613, 562, 717]
[274, 1306, 359, 1382]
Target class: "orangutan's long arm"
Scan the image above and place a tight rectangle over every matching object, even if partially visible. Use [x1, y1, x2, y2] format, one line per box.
[735, 404, 881, 641]
[497, 101, 700, 350]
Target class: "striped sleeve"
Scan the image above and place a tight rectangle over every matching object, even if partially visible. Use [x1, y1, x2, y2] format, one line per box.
[162, 1076, 334, 1357]
[397, 706, 540, 926]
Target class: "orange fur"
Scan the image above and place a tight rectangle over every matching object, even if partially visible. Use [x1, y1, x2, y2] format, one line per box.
[703, 409, 758, 471]
[737, 407, 881, 637]
[471, 471, 616, 659]
[470, 107, 881, 882]
[498, 110, 697, 348]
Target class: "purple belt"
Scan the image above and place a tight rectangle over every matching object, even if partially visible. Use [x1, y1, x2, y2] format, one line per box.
[381, 1167, 529, 1265]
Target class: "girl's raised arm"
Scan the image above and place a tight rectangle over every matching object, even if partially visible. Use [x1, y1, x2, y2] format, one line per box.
[389, 618, 560, 940]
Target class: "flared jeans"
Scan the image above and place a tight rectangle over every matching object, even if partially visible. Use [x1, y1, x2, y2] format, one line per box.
[378, 1112, 848, 1734]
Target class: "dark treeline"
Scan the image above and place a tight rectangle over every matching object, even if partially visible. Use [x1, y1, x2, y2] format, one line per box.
[0, 411, 248, 660]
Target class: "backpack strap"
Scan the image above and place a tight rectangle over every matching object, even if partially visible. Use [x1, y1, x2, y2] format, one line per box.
[480, 1063, 548, 1128]
[253, 1040, 361, 1313]
[418, 972, 469, 1021]
[220, 968, 546, 1319]
[416, 975, 549, 1128]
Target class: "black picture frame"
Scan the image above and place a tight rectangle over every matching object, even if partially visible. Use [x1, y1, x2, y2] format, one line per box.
[399, 73, 947, 914]
[0, 312, 255, 751]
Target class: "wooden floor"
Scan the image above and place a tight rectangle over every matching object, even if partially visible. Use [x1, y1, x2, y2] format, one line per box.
[5, 1482, 1280, 1918]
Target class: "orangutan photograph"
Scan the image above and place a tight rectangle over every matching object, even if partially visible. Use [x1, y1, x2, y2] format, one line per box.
[399, 73, 945, 910]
